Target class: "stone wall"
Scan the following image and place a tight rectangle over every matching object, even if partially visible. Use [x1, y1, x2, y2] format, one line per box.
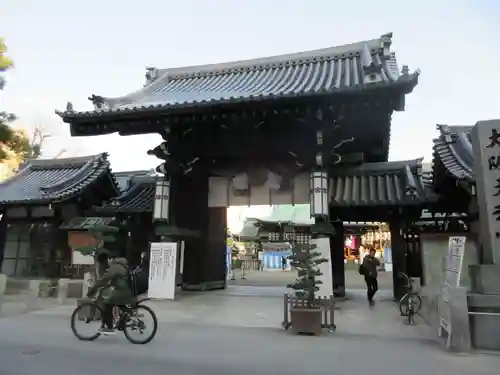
[419, 233, 479, 330]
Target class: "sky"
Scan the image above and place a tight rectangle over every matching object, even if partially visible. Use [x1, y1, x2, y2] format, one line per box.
[1, 0, 500, 229]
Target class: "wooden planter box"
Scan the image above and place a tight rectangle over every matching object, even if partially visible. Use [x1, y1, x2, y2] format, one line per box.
[290, 307, 323, 336]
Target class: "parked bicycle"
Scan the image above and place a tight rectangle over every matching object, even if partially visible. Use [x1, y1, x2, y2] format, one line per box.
[398, 272, 421, 324]
[70, 287, 158, 345]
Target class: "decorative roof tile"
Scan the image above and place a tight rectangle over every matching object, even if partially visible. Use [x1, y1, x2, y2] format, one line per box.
[330, 159, 432, 206]
[432, 124, 474, 182]
[57, 33, 419, 119]
[94, 175, 156, 214]
[0, 153, 116, 205]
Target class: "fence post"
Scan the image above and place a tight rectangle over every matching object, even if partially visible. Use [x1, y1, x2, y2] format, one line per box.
[329, 294, 336, 331]
[58, 278, 69, 305]
[0, 274, 7, 315]
[25, 280, 41, 310]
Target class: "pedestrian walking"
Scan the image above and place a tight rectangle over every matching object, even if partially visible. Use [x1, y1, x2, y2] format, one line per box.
[359, 247, 380, 307]
[281, 256, 287, 272]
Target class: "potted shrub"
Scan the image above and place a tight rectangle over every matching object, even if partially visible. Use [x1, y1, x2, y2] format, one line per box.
[287, 242, 328, 335]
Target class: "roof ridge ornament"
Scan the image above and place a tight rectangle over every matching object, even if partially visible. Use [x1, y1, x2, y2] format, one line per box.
[361, 43, 382, 85]
[145, 67, 158, 86]
[88, 94, 105, 110]
[380, 32, 393, 58]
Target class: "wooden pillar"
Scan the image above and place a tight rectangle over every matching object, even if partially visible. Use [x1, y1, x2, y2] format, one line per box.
[169, 174, 226, 291]
[204, 207, 227, 289]
[389, 218, 406, 300]
[169, 174, 208, 290]
[330, 220, 345, 297]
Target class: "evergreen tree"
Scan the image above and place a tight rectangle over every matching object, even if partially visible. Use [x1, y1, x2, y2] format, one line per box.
[287, 243, 328, 308]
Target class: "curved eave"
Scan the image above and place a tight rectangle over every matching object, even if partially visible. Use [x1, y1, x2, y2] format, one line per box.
[61, 73, 419, 133]
[432, 135, 474, 183]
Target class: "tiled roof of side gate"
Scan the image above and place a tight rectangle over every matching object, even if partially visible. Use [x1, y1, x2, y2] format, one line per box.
[93, 175, 156, 214]
[330, 159, 432, 206]
[57, 33, 419, 118]
[432, 124, 474, 182]
[0, 153, 116, 205]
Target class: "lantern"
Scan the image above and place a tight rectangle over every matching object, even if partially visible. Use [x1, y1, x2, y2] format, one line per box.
[153, 178, 170, 221]
[309, 171, 328, 218]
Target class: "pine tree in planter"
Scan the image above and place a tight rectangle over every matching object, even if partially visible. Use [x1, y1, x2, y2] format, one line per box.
[287, 242, 328, 335]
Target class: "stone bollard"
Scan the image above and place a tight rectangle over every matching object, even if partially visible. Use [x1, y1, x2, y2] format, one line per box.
[0, 274, 7, 315]
[25, 280, 41, 311]
[57, 278, 70, 305]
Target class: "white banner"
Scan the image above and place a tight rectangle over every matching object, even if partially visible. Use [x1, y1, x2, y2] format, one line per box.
[148, 242, 178, 300]
[439, 236, 466, 337]
[310, 237, 333, 298]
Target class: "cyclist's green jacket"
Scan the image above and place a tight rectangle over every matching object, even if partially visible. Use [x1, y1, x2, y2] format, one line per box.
[88, 258, 133, 305]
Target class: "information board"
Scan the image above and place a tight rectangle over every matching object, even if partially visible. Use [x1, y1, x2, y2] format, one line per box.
[148, 242, 178, 300]
[439, 236, 466, 345]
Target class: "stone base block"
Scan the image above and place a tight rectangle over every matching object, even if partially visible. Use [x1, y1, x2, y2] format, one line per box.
[469, 265, 500, 295]
[468, 293, 500, 351]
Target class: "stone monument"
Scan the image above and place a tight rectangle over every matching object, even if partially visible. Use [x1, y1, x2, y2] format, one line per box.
[469, 119, 500, 350]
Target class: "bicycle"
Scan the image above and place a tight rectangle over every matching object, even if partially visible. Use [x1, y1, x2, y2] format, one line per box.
[70, 288, 158, 345]
[398, 272, 422, 323]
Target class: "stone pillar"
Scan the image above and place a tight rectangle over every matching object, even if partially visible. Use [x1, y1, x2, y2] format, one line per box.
[389, 220, 406, 300]
[468, 120, 500, 350]
[330, 221, 345, 297]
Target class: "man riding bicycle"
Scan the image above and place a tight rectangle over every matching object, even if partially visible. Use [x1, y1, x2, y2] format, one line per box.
[86, 256, 133, 335]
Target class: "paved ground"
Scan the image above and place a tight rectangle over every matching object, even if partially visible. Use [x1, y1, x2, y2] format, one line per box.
[1, 286, 499, 375]
[229, 269, 394, 289]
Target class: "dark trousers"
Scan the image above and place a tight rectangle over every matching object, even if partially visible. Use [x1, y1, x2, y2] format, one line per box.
[364, 276, 378, 302]
[101, 304, 114, 329]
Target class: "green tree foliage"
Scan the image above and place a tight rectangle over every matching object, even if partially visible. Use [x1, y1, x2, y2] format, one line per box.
[73, 224, 119, 257]
[287, 243, 328, 308]
[0, 38, 35, 165]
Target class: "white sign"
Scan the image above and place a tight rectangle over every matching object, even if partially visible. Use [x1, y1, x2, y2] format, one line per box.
[148, 242, 178, 300]
[439, 236, 466, 341]
[72, 250, 94, 265]
[310, 237, 333, 298]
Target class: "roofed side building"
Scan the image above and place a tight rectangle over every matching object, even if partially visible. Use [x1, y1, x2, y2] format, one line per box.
[0, 153, 120, 278]
[90, 172, 157, 266]
[329, 158, 434, 221]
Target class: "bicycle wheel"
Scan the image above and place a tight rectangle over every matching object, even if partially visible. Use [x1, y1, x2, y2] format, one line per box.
[399, 294, 410, 316]
[399, 294, 422, 316]
[123, 304, 158, 345]
[70, 302, 103, 341]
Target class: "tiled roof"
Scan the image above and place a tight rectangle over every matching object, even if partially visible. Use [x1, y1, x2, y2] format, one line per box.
[432, 124, 474, 182]
[57, 33, 419, 119]
[113, 170, 153, 192]
[330, 159, 432, 206]
[0, 153, 116, 205]
[94, 175, 156, 214]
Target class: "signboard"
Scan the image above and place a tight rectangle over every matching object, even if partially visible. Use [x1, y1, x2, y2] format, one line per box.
[68, 231, 97, 265]
[148, 242, 178, 300]
[439, 236, 466, 343]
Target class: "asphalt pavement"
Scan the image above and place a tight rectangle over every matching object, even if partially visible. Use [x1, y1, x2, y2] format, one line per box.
[1, 286, 499, 375]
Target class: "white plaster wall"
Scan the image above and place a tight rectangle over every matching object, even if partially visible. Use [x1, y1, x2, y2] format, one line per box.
[208, 173, 309, 207]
